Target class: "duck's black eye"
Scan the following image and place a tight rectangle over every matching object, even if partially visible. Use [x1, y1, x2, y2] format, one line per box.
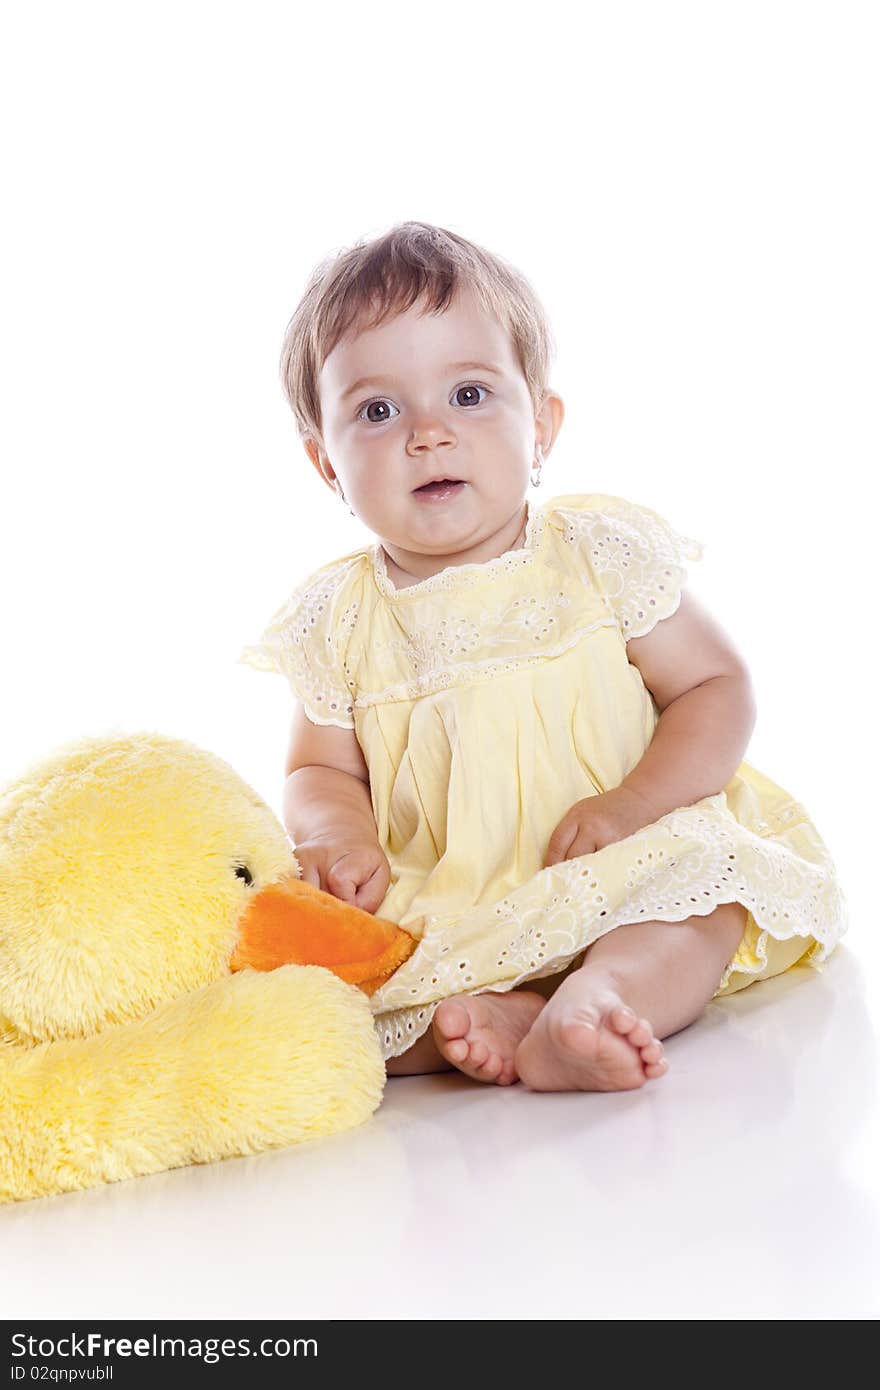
[234, 864, 254, 886]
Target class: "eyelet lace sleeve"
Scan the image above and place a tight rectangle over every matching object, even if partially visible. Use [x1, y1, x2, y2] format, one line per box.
[237, 557, 363, 729]
[553, 494, 705, 640]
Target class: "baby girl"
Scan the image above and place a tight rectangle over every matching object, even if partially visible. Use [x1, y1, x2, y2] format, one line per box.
[240, 220, 846, 1092]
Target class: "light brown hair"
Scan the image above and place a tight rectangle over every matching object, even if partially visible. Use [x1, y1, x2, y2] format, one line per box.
[279, 220, 556, 444]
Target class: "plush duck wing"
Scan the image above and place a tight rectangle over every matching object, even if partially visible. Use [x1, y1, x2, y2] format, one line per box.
[0, 965, 384, 1204]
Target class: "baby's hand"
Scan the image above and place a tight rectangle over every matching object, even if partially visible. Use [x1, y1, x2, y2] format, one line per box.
[543, 787, 659, 868]
[294, 838, 392, 915]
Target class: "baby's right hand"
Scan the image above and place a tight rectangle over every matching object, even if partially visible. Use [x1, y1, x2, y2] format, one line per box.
[293, 838, 392, 915]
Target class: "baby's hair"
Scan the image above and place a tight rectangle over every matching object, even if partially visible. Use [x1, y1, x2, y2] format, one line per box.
[279, 220, 556, 445]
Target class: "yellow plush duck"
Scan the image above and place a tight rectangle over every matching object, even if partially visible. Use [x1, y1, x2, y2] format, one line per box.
[0, 732, 416, 1203]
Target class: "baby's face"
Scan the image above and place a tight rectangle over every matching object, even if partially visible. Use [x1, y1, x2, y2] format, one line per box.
[308, 287, 556, 561]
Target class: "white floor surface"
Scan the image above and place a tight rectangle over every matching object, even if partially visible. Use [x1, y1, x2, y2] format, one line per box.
[2, 939, 878, 1321]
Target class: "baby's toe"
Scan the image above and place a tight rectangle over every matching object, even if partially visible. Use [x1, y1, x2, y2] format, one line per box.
[631, 1020, 657, 1049]
[434, 999, 471, 1042]
[640, 1039, 664, 1065]
[443, 1037, 470, 1063]
[608, 1005, 638, 1036]
[478, 1052, 504, 1080]
[612, 1010, 655, 1049]
[644, 1058, 669, 1080]
[468, 1038, 490, 1068]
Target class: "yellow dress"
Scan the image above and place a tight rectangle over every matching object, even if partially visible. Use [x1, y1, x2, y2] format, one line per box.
[240, 493, 848, 1060]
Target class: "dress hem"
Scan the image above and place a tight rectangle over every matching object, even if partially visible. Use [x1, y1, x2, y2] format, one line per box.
[373, 891, 840, 1062]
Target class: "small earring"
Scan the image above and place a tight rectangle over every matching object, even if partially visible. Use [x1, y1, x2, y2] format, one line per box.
[530, 452, 543, 488]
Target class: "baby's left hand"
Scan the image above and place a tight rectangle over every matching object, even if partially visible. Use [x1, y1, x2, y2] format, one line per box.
[543, 787, 660, 868]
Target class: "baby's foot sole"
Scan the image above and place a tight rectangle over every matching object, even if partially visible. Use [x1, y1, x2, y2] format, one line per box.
[515, 982, 668, 1092]
[433, 990, 546, 1085]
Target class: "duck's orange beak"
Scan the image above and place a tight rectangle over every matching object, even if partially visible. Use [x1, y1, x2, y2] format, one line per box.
[229, 873, 418, 995]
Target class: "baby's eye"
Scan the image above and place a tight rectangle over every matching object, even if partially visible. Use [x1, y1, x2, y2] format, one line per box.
[359, 399, 400, 425]
[357, 383, 490, 425]
[453, 383, 489, 408]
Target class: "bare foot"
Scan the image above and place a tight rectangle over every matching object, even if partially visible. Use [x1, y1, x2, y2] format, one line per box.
[514, 967, 668, 1092]
[432, 990, 546, 1085]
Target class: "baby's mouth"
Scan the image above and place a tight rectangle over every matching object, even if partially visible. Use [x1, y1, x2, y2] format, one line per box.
[413, 479, 466, 496]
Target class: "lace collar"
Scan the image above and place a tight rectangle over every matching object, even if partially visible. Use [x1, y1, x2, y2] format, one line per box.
[370, 497, 546, 600]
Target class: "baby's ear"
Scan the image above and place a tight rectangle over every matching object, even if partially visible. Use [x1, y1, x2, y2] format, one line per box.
[302, 434, 335, 490]
[537, 389, 565, 450]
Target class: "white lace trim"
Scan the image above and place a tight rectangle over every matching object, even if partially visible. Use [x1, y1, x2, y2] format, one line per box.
[355, 615, 618, 707]
[552, 498, 704, 640]
[238, 555, 366, 729]
[370, 795, 847, 1060]
[238, 494, 702, 718]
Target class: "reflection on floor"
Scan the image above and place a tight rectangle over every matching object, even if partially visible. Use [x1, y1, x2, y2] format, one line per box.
[2, 945, 878, 1320]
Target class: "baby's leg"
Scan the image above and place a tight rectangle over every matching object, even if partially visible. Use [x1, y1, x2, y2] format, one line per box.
[385, 1027, 453, 1077]
[515, 901, 748, 1092]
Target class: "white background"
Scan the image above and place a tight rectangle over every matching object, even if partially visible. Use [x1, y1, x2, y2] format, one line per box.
[1, 0, 877, 1321]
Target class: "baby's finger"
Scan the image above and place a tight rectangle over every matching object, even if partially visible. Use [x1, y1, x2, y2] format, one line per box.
[325, 866, 357, 903]
[544, 821, 578, 868]
[562, 831, 598, 862]
[353, 863, 389, 913]
[296, 860, 321, 890]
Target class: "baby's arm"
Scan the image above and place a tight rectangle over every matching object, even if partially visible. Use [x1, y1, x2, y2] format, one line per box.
[543, 589, 755, 865]
[283, 702, 391, 912]
[619, 588, 756, 819]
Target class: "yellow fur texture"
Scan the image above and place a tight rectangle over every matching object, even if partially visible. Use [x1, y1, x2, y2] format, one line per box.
[0, 733, 385, 1202]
